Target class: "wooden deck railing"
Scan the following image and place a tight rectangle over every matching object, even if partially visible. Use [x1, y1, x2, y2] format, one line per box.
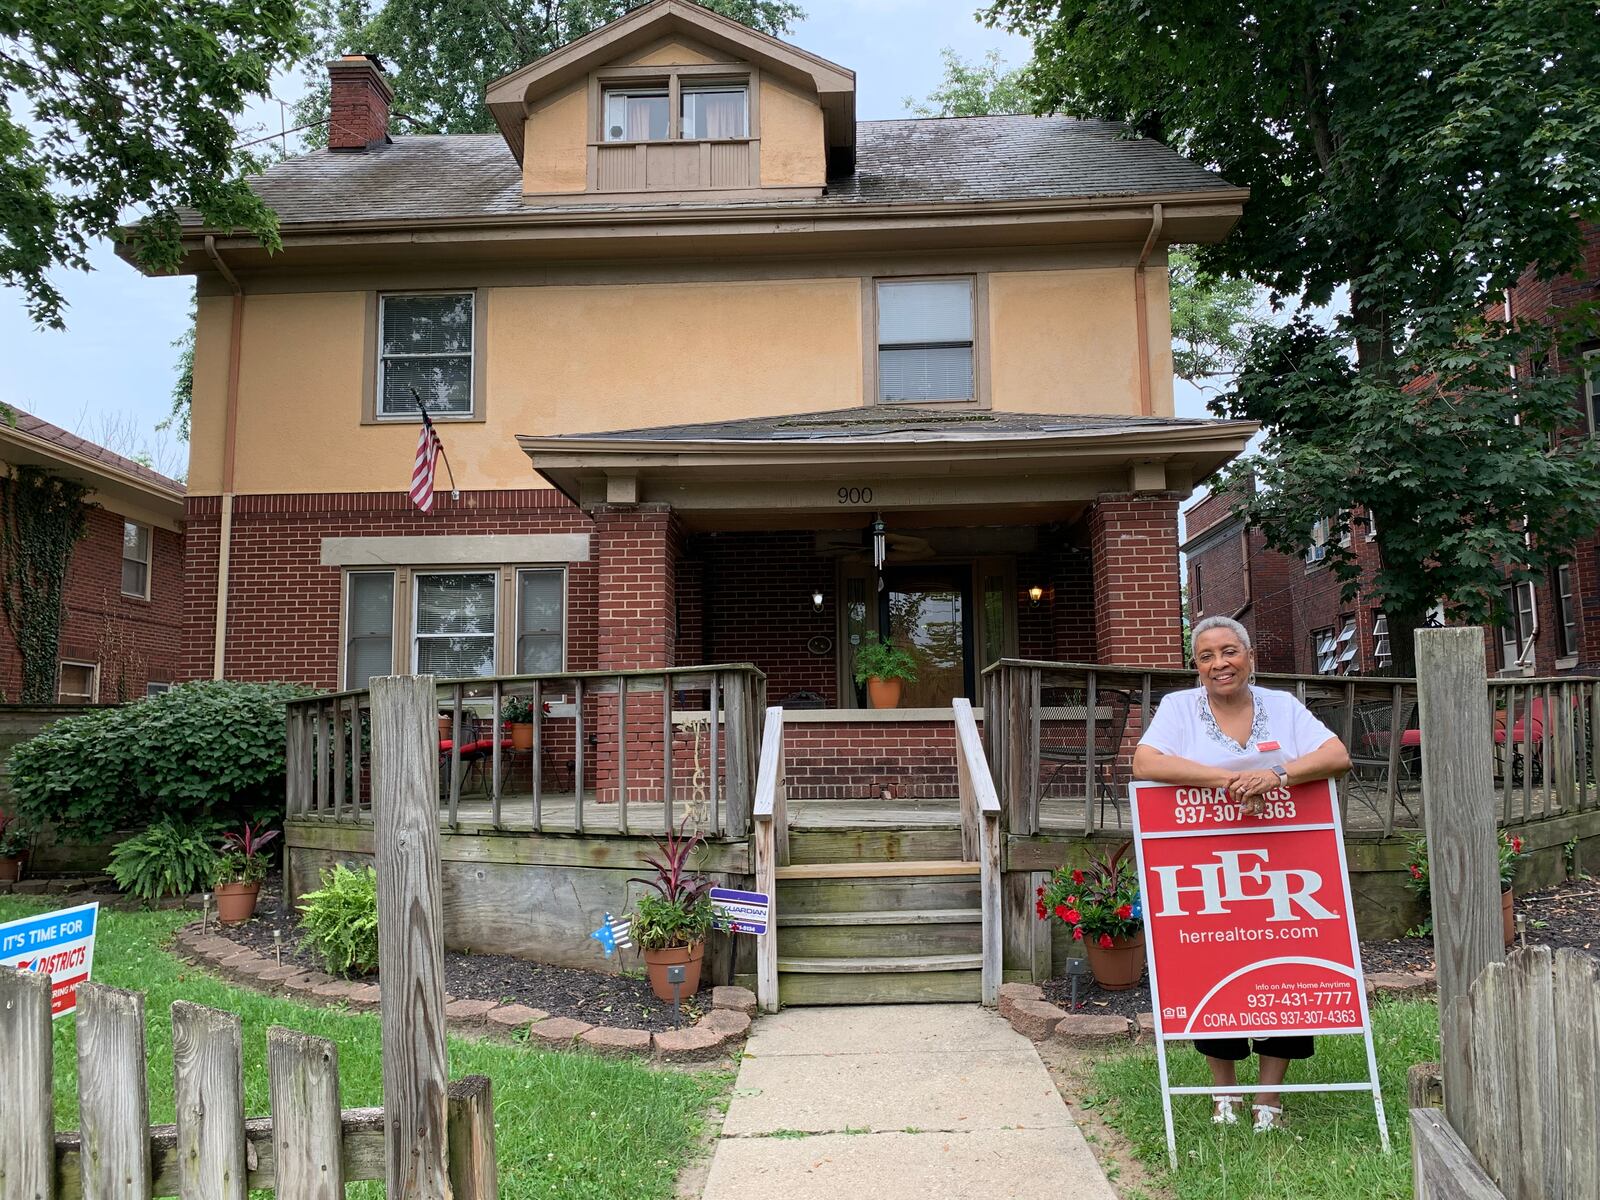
[285, 664, 766, 838]
[752, 705, 788, 1014]
[953, 698, 1003, 1007]
[983, 660, 1599, 838]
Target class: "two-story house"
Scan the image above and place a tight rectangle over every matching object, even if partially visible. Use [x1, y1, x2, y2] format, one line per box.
[160, 0, 1249, 708]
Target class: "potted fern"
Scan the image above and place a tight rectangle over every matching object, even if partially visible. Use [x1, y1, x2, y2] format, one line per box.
[630, 817, 714, 1001]
[852, 633, 918, 709]
[213, 822, 280, 924]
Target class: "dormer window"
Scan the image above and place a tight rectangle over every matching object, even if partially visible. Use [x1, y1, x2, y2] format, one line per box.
[603, 78, 749, 143]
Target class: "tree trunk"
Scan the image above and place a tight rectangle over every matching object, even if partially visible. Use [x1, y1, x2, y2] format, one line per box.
[1384, 601, 1433, 679]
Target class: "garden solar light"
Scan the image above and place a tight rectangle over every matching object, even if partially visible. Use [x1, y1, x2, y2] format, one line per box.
[1067, 956, 1089, 1010]
[667, 963, 687, 1026]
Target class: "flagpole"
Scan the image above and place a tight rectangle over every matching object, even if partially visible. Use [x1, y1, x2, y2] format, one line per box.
[410, 388, 461, 500]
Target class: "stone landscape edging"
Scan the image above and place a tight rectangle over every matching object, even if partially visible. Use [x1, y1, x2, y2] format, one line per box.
[171, 921, 755, 1062]
[1000, 972, 1438, 1045]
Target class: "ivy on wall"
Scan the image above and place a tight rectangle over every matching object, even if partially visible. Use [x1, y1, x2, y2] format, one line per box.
[0, 467, 89, 702]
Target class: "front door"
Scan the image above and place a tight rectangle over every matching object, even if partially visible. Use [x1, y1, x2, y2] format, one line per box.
[880, 565, 974, 706]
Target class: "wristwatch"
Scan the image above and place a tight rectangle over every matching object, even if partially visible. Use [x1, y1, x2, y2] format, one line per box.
[1271, 765, 1289, 785]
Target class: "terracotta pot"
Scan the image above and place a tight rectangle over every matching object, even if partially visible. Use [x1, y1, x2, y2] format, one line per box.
[437, 715, 453, 741]
[1503, 887, 1515, 948]
[866, 676, 904, 709]
[509, 722, 535, 751]
[0, 855, 23, 884]
[215, 881, 261, 926]
[1084, 934, 1146, 990]
[642, 941, 704, 1002]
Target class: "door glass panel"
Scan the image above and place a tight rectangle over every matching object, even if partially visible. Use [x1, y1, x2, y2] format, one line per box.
[885, 567, 968, 707]
[982, 573, 1006, 669]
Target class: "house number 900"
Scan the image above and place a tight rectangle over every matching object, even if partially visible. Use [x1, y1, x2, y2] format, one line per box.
[837, 486, 874, 504]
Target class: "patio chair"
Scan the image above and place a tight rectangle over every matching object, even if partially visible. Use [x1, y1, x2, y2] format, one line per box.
[438, 713, 511, 798]
[1492, 695, 1546, 786]
[1038, 688, 1133, 828]
[1344, 699, 1419, 825]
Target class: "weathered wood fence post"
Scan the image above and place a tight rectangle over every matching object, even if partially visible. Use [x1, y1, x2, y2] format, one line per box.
[1415, 628, 1505, 1142]
[0, 968, 54, 1200]
[369, 674, 454, 1200]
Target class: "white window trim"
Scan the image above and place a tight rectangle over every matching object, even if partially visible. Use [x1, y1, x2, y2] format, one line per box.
[58, 661, 99, 704]
[375, 292, 476, 421]
[1583, 348, 1599, 438]
[1555, 562, 1579, 660]
[410, 569, 499, 678]
[121, 520, 152, 600]
[1372, 611, 1392, 671]
[874, 275, 978, 405]
[146, 682, 173, 696]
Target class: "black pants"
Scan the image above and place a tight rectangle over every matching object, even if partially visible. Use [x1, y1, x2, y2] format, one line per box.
[1197, 1036, 1314, 1061]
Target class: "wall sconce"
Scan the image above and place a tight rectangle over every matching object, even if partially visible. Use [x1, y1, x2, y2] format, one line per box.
[1028, 585, 1045, 608]
[811, 589, 825, 613]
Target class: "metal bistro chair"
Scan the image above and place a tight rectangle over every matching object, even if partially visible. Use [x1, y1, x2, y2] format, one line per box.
[1342, 698, 1419, 825]
[1038, 687, 1133, 829]
[438, 712, 509, 799]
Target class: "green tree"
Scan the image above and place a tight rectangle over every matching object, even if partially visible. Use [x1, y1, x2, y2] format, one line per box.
[293, 0, 804, 140]
[904, 48, 1032, 117]
[988, 0, 1600, 672]
[1, 1, 306, 329]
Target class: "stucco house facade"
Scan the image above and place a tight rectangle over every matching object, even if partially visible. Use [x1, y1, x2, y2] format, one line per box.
[155, 1, 1251, 726]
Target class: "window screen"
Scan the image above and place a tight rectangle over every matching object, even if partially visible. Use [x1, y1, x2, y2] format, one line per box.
[58, 662, 97, 704]
[346, 571, 395, 689]
[379, 294, 474, 417]
[516, 568, 564, 674]
[122, 521, 151, 597]
[414, 572, 496, 678]
[877, 279, 974, 403]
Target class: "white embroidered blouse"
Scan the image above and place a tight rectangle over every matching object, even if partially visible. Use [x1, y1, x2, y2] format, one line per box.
[1137, 685, 1339, 772]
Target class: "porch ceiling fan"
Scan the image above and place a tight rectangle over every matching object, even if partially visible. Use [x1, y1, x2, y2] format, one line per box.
[814, 529, 935, 561]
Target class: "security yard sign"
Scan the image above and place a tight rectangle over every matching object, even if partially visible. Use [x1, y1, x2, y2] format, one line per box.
[709, 887, 769, 935]
[1130, 781, 1388, 1166]
[0, 901, 99, 1018]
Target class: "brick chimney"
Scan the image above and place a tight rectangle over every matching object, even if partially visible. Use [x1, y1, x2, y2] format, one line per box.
[327, 54, 393, 151]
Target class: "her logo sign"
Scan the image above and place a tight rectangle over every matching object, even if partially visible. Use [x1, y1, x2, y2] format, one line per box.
[1150, 847, 1339, 922]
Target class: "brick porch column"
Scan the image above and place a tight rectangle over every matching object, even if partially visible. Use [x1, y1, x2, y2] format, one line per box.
[1088, 493, 1184, 668]
[591, 504, 680, 803]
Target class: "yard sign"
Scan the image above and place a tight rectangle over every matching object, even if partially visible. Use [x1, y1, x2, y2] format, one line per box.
[709, 887, 769, 935]
[0, 901, 99, 1019]
[1129, 780, 1388, 1166]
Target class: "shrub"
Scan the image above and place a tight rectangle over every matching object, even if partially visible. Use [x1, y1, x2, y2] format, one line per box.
[108, 816, 221, 904]
[298, 863, 380, 977]
[5, 680, 316, 839]
[0, 811, 32, 858]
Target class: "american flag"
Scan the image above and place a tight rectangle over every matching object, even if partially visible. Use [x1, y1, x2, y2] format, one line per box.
[409, 408, 444, 512]
[589, 913, 632, 958]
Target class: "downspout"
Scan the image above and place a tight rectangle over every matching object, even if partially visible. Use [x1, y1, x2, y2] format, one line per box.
[205, 235, 244, 680]
[1133, 203, 1166, 418]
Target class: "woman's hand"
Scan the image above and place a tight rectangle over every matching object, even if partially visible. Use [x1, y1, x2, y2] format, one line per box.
[1227, 769, 1281, 812]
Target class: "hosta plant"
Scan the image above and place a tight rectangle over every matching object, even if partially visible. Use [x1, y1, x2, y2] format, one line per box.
[109, 817, 220, 904]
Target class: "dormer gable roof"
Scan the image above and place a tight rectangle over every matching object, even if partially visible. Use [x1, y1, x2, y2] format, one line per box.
[485, 0, 856, 171]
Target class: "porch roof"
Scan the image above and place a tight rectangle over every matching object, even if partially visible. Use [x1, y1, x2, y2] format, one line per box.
[519, 407, 1257, 529]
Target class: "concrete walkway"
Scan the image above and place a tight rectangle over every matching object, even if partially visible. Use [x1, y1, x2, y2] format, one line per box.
[699, 1004, 1119, 1199]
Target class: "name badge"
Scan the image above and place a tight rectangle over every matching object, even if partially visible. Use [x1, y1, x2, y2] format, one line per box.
[1255, 740, 1281, 753]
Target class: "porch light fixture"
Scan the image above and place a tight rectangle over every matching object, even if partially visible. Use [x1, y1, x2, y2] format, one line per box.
[1028, 585, 1044, 607]
[811, 589, 825, 613]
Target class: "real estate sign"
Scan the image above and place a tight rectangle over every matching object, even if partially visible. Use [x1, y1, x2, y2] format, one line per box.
[1129, 781, 1387, 1165]
[0, 901, 99, 1018]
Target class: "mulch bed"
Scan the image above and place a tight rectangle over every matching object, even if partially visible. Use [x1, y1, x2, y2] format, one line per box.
[1042, 877, 1600, 1017]
[206, 872, 703, 1033]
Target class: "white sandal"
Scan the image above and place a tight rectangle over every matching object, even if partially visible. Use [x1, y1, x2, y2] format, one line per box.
[1211, 1097, 1240, 1125]
[1252, 1104, 1284, 1132]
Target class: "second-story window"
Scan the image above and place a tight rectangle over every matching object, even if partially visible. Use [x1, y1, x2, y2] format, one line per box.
[877, 278, 974, 403]
[379, 293, 474, 418]
[681, 84, 747, 139]
[605, 87, 669, 141]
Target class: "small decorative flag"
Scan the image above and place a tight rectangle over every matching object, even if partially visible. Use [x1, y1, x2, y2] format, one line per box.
[590, 912, 632, 958]
[409, 408, 444, 513]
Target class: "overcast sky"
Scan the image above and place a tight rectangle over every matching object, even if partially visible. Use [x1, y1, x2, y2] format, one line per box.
[0, 0, 1208, 475]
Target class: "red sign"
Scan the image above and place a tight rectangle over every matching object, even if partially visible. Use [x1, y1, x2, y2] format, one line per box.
[1131, 779, 1369, 1040]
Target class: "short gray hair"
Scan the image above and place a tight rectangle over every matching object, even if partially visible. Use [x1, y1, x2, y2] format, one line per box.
[1191, 615, 1252, 651]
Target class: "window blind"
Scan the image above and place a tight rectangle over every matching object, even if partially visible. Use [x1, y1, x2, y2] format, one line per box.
[877, 279, 974, 402]
[516, 569, 564, 674]
[346, 572, 394, 689]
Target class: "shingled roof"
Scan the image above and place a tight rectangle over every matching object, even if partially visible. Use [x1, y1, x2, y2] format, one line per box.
[205, 115, 1235, 229]
[4, 409, 184, 496]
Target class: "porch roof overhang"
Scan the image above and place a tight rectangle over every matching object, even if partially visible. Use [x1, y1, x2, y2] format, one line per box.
[519, 408, 1258, 531]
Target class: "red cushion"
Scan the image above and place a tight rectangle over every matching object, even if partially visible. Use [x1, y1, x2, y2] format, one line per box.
[1399, 729, 1421, 747]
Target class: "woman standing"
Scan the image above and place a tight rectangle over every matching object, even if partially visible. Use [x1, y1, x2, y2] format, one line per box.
[1130, 615, 1352, 1132]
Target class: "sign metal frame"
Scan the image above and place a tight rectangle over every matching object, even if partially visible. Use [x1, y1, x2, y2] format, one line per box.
[1129, 780, 1389, 1167]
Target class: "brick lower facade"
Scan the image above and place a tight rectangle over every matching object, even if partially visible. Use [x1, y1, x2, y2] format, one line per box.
[1089, 493, 1184, 667]
[0, 502, 183, 702]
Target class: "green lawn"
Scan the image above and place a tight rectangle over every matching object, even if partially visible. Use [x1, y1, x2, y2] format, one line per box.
[3, 898, 730, 1200]
[1085, 997, 1437, 1200]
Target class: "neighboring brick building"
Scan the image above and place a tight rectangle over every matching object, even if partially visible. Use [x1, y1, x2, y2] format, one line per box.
[0, 409, 185, 701]
[1186, 220, 1600, 678]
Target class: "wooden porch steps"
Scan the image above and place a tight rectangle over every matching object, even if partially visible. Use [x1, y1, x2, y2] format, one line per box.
[775, 863, 983, 1005]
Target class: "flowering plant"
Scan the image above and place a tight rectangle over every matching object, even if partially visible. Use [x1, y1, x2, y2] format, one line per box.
[1404, 828, 1523, 902]
[500, 696, 552, 724]
[1037, 842, 1143, 948]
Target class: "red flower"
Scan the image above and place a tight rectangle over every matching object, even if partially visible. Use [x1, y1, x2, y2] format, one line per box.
[1098, 934, 1114, 949]
[1511, 836, 1523, 854]
[1071, 869, 1086, 884]
[1409, 864, 1422, 879]
[1072, 926, 1085, 941]
[1054, 904, 1070, 922]
[1116, 904, 1133, 920]
[1035, 900, 1047, 920]
[1061, 908, 1080, 924]
[1036, 886, 1045, 897]
[1065, 895, 1078, 906]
